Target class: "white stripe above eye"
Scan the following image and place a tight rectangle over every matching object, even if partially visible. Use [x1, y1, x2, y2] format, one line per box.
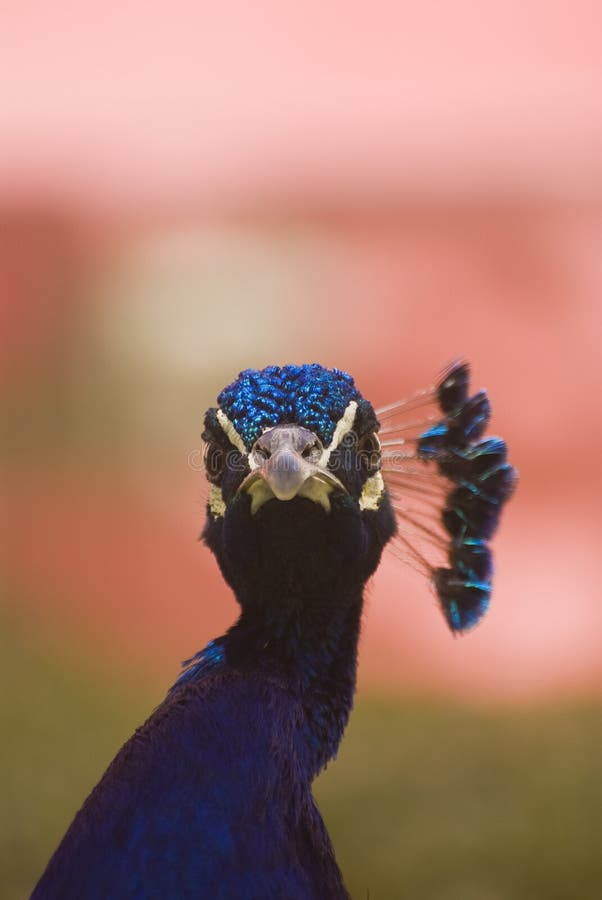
[319, 400, 358, 466]
[216, 409, 247, 455]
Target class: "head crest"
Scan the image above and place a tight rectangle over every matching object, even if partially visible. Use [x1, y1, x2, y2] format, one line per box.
[218, 363, 361, 448]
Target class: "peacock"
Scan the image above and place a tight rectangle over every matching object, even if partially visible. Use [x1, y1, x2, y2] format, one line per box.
[32, 361, 516, 899]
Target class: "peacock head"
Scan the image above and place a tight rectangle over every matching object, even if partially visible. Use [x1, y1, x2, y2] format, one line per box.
[200, 361, 517, 633]
[201, 364, 397, 606]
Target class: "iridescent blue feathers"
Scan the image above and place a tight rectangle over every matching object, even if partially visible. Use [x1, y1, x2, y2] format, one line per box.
[173, 639, 225, 688]
[214, 359, 516, 635]
[218, 364, 360, 449]
[378, 361, 517, 633]
[32, 358, 516, 900]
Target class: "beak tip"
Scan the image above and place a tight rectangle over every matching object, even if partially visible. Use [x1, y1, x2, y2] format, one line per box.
[260, 447, 310, 501]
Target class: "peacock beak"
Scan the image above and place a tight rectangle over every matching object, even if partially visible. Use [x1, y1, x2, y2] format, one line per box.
[238, 424, 346, 514]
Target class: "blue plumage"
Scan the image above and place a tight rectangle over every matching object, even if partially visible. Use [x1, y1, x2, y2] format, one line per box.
[174, 638, 225, 687]
[414, 362, 517, 632]
[32, 361, 515, 899]
[35, 662, 353, 898]
[218, 364, 360, 448]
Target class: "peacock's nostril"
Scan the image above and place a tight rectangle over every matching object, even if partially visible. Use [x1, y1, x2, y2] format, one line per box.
[301, 440, 322, 464]
[253, 444, 271, 464]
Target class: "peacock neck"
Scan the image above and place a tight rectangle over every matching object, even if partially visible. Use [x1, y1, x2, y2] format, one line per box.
[223, 584, 365, 776]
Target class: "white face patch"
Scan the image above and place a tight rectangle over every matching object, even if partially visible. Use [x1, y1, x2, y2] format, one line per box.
[208, 483, 226, 518]
[322, 400, 385, 511]
[359, 471, 385, 511]
[318, 400, 358, 467]
[206, 410, 249, 519]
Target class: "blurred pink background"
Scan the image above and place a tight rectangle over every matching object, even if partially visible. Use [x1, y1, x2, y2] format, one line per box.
[1, 1, 601, 703]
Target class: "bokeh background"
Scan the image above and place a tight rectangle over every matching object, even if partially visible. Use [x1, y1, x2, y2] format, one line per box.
[1, 4, 601, 898]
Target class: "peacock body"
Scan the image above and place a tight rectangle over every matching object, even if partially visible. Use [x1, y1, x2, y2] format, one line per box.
[32, 362, 515, 899]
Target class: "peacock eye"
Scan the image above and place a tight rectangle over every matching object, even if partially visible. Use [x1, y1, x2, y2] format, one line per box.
[204, 442, 226, 483]
[357, 432, 381, 476]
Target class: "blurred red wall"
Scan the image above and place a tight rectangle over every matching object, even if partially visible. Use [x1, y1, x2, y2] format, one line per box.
[1, 2, 601, 701]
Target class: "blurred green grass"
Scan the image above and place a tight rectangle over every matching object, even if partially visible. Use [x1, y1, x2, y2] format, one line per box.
[3, 607, 600, 900]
